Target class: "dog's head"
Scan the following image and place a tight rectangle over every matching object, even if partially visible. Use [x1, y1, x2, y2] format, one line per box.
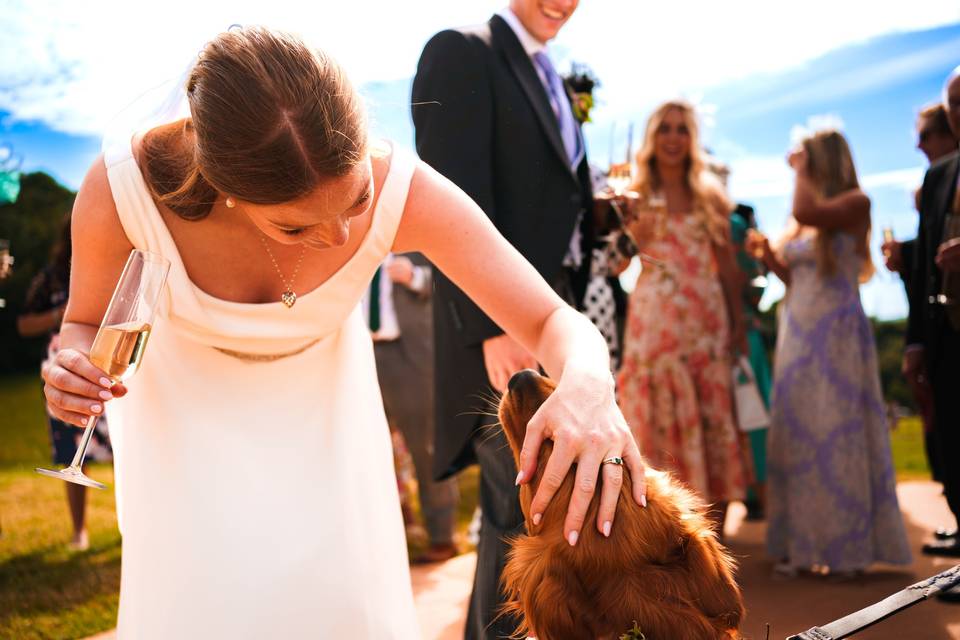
[498, 369, 744, 640]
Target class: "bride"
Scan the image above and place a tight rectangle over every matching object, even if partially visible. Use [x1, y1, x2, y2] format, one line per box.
[40, 26, 647, 637]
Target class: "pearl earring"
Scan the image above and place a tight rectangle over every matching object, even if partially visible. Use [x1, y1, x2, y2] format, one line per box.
[225, 197, 236, 209]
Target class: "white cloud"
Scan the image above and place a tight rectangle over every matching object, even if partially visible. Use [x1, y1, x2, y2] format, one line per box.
[1, 0, 958, 137]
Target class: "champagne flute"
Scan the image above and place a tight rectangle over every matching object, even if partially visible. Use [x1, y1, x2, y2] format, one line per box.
[746, 228, 767, 260]
[881, 225, 895, 257]
[36, 249, 169, 489]
[607, 162, 632, 196]
[646, 192, 668, 239]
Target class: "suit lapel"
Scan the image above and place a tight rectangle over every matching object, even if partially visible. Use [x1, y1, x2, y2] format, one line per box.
[490, 15, 576, 179]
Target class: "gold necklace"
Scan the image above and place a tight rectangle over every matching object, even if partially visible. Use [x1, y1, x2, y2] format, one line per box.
[257, 235, 307, 308]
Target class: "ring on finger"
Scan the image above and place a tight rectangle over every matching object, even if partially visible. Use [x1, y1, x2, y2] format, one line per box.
[601, 456, 624, 466]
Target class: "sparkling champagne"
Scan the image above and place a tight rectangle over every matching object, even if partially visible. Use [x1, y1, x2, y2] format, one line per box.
[89, 321, 152, 382]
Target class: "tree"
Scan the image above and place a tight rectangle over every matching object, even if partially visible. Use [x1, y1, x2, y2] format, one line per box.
[0, 172, 76, 372]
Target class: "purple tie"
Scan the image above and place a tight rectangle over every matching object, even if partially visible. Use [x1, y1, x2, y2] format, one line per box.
[532, 51, 584, 169]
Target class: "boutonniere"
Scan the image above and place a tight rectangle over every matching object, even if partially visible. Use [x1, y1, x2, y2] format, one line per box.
[619, 622, 646, 640]
[564, 62, 600, 124]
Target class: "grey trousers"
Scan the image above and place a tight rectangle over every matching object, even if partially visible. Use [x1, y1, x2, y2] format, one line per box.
[465, 428, 525, 640]
[375, 340, 458, 545]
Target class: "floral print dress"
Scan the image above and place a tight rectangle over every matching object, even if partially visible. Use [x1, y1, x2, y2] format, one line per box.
[617, 210, 746, 502]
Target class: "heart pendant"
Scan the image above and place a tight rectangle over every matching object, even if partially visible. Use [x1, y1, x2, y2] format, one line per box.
[281, 290, 297, 308]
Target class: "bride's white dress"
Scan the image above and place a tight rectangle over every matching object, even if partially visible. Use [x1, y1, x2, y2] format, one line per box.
[103, 138, 421, 638]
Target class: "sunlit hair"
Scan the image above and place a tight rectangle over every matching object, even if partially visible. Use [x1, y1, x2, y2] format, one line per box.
[918, 103, 955, 139]
[789, 129, 874, 283]
[142, 26, 368, 220]
[631, 100, 731, 245]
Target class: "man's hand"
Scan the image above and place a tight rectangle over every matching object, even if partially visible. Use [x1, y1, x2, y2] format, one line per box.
[882, 240, 903, 273]
[386, 256, 415, 287]
[482, 333, 538, 392]
[935, 238, 960, 274]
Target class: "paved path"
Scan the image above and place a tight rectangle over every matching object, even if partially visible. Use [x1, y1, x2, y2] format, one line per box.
[86, 481, 960, 639]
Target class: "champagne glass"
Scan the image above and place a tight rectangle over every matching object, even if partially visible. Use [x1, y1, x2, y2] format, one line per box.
[36, 249, 169, 489]
[881, 225, 895, 257]
[646, 192, 668, 239]
[746, 228, 768, 260]
[607, 162, 632, 196]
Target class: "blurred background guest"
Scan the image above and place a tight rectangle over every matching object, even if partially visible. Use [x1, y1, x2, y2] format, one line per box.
[365, 253, 459, 564]
[617, 100, 747, 534]
[882, 102, 958, 490]
[752, 129, 911, 577]
[731, 203, 773, 520]
[905, 68, 960, 565]
[16, 213, 112, 551]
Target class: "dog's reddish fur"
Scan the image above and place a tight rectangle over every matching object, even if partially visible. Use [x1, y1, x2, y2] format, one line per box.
[498, 370, 744, 640]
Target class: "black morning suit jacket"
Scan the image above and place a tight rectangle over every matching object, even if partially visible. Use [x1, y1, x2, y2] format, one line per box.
[907, 150, 960, 361]
[412, 14, 593, 480]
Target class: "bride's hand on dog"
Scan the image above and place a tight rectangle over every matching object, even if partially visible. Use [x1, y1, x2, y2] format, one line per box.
[517, 366, 647, 546]
[482, 333, 538, 392]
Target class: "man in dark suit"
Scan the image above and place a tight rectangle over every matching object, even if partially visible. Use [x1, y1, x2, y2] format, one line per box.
[884, 103, 958, 488]
[905, 68, 960, 575]
[411, 1, 591, 636]
[367, 253, 459, 564]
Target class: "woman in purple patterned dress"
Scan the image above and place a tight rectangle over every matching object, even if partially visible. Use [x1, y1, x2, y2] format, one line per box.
[750, 129, 911, 576]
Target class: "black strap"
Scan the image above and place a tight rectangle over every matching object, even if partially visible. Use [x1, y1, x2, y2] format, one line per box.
[787, 565, 960, 639]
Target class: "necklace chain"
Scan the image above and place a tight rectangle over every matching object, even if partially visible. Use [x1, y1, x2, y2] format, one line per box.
[257, 235, 306, 307]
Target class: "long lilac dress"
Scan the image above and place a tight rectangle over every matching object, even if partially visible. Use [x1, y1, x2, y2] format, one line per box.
[766, 232, 911, 572]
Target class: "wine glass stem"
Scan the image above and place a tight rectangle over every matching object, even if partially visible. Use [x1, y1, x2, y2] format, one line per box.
[67, 416, 99, 470]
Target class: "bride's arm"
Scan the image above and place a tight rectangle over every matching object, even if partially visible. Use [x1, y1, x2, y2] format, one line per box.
[393, 160, 647, 544]
[42, 157, 133, 427]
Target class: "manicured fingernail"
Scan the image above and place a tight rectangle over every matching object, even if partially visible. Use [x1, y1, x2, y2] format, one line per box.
[99, 377, 112, 387]
[90, 404, 102, 414]
[641, 495, 648, 508]
[532, 513, 542, 526]
[515, 471, 524, 486]
[568, 530, 579, 546]
[98, 390, 113, 400]
[80, 417, 88, 425]
[603, 521, 611, 537]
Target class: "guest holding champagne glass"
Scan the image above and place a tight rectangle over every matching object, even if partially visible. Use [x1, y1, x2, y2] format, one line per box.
[616, 100, 747, 534]
[748, 129, 911, 577]
[39, 27, 645, 638]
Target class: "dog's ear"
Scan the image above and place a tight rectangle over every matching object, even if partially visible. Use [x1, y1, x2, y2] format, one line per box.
[681, 532, 744, 633]
[502, 540, 601, 640]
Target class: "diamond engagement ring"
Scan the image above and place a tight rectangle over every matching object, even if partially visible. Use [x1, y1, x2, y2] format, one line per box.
[601, 457, 624, 466]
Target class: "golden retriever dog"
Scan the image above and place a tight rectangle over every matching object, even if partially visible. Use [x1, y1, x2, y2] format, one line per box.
[498, 369, 744, 640]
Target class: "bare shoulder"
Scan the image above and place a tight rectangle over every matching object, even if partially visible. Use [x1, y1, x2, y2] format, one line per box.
[393, 158, 475, 253]
[73, 155, 133, 251]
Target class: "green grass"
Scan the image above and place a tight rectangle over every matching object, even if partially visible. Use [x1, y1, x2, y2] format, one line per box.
[0, 372, 935, 639]
[0, 465, 120, 640]
[0, 372, 51, 468]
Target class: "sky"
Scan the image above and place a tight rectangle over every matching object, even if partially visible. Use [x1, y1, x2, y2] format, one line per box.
[2, 0, 960, 319]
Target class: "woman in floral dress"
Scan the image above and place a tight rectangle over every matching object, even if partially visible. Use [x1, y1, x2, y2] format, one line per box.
[617, 100, 747, 532]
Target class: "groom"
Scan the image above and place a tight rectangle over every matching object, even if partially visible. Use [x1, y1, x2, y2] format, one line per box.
[412, 0, 593, 636]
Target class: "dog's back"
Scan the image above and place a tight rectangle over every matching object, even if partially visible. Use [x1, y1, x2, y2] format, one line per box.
[498, 370, 744, 640]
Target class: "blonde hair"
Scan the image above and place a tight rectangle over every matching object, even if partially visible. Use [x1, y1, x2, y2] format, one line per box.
[791, 129, 874, 282]
[631, 100, 731, 245]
